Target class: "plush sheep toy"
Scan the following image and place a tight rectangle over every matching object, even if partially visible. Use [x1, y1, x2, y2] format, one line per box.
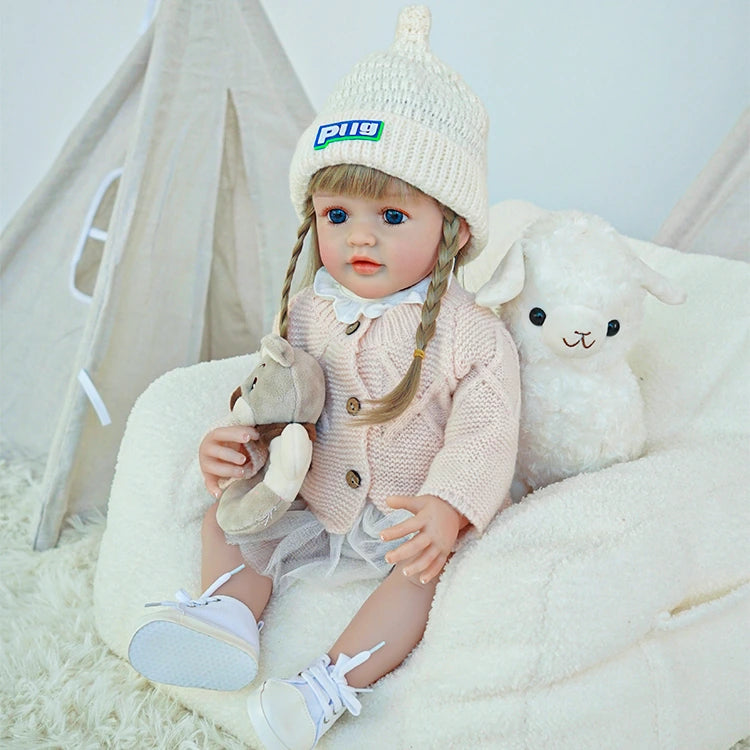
[215, 333, 325, 536]
[475, 210, 686, 497]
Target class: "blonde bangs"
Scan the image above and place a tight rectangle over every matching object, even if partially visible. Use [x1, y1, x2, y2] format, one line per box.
[307, 164, 421, 202]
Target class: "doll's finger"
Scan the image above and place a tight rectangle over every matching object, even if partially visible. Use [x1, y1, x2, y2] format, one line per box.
[211, 445, 248, 466]
[211, 425, 259, 443]
[410, 551, 444, 585]
[380, 515, 421, 542]
[385, 494, 425, 514]
[202, 457, 246, 478]
[414, 553, 448, 585]
[204, 476, 221, 498]
[384, 531, 430, 565]
[402, 547, 441, 582]
[201, 439, 248, 464]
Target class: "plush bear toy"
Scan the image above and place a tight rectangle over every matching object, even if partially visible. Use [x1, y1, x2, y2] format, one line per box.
[475, 210, 686, 497]
[215, 334, 325, 536]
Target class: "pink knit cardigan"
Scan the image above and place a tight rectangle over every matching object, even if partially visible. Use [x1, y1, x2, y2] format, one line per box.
[286, 281, 520, 535]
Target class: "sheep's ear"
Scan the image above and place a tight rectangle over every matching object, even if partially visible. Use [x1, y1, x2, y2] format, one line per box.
[634, 257, 687, 305]
[260, 333, 295, 367]
[475, 240, 526, 308]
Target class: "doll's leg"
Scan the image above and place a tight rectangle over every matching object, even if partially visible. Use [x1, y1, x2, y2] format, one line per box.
[128, 501, 272, 690]
[248, 562, 435, 748]
[202, 500, 272, 620]
[327, 560, 436, 688]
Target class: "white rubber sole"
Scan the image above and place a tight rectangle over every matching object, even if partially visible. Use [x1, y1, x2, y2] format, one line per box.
[247, 679, 338, 750]
[247, 685, 294, 750]
[128, 615, 258, 691]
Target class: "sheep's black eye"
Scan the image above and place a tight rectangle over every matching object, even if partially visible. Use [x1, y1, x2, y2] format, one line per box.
[529, 307, 546, 326]
[607, 320, 620, 337]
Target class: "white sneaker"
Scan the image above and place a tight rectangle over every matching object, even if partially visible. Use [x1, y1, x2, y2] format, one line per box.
[128, 565, 261, 691]
[247, 642, 384, 750]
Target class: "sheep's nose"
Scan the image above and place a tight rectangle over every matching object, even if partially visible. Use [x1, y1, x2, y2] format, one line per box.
[541, 305, 607, 358]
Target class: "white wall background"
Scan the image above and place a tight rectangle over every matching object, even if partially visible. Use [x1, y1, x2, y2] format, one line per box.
[1, 0, 748, 240]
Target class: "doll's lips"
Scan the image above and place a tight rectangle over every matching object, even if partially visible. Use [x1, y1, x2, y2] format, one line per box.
[351, 259, 382, 275]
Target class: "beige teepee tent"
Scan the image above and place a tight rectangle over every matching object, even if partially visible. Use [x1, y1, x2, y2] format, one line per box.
[0, 0, 313, 550]
[654, 107, 749, 262]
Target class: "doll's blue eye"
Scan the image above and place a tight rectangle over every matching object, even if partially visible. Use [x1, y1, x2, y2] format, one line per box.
[383, 209, 406, 225]
[529, 307, 546, 326]
[607, 319, 620, 336]
[328, 208, 348, 224]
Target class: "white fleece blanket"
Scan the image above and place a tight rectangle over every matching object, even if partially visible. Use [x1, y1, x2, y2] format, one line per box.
[94, 229, 749, 749]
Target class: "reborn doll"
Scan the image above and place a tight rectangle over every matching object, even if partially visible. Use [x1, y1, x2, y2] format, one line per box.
[128, 7, 520, 749]
[215, 333, 325, 536]
[476, 210, 685, 495]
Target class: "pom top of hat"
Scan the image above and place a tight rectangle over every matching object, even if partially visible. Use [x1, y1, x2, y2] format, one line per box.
[394, 5, 431, 49]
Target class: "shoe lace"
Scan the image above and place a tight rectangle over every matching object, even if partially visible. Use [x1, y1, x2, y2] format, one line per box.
[301, 641, 385, 722]
[144, 564, 248, 610]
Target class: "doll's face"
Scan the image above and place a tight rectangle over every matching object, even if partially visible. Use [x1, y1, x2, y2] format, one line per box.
[312, 189, 456, 299]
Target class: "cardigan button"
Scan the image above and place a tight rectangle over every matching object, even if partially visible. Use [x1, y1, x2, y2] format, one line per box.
[345, 321, 360, 335]
[346, 397, 361, 415]
[345, 470, 361, 489]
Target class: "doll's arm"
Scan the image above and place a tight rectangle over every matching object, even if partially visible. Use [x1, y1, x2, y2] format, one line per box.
[420, 323, 520, 532]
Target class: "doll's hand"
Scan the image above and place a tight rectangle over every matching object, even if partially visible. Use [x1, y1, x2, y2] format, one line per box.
[198, 425, 259, 499]
[381, 494, 467, 584]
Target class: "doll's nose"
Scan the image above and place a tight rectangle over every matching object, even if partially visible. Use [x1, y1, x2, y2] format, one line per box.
[347, 221, 376, 247]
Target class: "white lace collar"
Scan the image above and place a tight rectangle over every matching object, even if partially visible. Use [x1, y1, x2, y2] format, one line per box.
[313, 267, 433, 324]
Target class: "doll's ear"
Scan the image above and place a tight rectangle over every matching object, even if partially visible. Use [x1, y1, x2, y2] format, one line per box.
[260, 333, 295, 367]
[475, 239, 526, 308]
[457, 218, 471, 251]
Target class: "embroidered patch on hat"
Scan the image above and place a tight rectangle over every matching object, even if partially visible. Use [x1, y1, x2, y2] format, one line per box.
[314, 120, 384, 150]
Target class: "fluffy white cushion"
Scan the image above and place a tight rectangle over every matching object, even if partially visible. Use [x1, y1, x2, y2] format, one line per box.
[94, 216, 749, 749]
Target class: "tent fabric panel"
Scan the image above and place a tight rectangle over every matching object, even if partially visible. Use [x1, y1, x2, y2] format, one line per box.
[72, 170, 124, 300]
[201, 93, 264, 362]
[34, 0, 235, 548]
[30, 0, 313, 549]
[221, 0, 315, 335]
[655, 107, 749, 261]
[0, 34, 151, 460]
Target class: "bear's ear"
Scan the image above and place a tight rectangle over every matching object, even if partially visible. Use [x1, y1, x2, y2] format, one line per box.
[229, 386, 243, 411]
[259, 333, 295, 367]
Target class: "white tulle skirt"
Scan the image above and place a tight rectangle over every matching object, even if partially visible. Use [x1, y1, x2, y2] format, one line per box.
[229, 499, 412, 593]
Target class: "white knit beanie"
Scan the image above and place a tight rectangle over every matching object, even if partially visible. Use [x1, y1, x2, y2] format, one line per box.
[288, 5, 489, 258]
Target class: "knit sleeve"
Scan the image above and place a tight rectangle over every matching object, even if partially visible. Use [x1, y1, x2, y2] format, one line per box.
[420, 309, 520, 532]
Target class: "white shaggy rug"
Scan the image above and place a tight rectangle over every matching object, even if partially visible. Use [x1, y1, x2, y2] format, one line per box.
[2, 454, 748, 750]
[0, 457, 246, 749]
